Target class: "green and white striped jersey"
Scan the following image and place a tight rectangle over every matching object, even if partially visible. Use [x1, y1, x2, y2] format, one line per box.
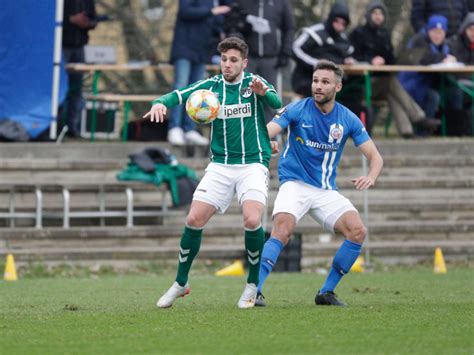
[153, 72, 282, 168]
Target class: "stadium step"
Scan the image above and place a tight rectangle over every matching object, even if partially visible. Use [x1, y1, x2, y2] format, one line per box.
[0, 138, 473, 266]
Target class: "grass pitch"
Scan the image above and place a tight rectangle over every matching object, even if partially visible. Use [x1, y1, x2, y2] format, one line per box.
[1, 268, 473, 354]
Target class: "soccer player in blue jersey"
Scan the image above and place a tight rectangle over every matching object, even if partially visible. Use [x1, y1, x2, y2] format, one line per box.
[257, 59, 383, 306]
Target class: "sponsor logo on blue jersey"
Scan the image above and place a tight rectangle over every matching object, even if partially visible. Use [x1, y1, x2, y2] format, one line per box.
[295, 135, 340, 152]
[304, 140, 341, 152]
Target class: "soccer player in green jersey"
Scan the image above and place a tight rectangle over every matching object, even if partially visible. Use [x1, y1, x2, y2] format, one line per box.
[143, 37, 282, 308]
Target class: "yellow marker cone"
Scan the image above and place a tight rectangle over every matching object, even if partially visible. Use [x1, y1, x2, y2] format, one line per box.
[4, 254, 18, 281]
[350, 256, 365, 273]
[215, 260, 245, 276]
[434, 247, 447, 274]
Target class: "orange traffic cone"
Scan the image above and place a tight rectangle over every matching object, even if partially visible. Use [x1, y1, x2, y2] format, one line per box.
[434, 247, 447, 274]
[4, 254, 18, 281]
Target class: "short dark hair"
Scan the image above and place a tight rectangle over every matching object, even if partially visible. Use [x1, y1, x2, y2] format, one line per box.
[218, 36, 249, 59]
[313, 60, 344, 83]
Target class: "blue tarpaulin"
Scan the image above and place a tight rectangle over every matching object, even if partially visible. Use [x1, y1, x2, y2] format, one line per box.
[0, 1, 67, 139]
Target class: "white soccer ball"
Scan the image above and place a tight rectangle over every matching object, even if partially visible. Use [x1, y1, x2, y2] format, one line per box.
[185, 89, 220, 124]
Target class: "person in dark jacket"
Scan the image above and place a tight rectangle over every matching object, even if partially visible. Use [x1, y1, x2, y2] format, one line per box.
[400, 15, 460, 118]
[167, 0, 231, 146]
[446, 13, 474, 134]
[292, 1, 355, 97]
[448, 12, 474, 66]
[410, 0, 468, 37]
[62, 0, 97, 137]
[350, 1, 440, 137]
[469, 0, 474, 11]
[228, 0, 295, 122]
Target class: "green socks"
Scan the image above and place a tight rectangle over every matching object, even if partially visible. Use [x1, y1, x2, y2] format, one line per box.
[175, 225, 264, 286]
[175, 226, 202, 286]
[245, 226, 265, 285]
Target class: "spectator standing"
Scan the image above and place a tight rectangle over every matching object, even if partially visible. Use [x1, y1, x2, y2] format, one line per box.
[62, 0, 97, 137]
[410, 0, 468, 37]
[167, 0, 231, 146]
[292, 1, 355, 98]
[399, 15, 460, 120]
[350, 1, 440, 137]
[229, 0, 295, 122]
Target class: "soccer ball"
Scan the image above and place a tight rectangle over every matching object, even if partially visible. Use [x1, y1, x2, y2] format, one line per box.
[185, 89, 220, 124]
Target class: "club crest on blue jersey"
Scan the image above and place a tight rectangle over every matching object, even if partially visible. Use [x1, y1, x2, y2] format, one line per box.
[240, 87, 252, 98]
[330, 125, 344, 141]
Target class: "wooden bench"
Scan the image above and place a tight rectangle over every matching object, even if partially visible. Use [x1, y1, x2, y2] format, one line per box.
[83, 94, 211, 157]
[84, 94, 158, 142]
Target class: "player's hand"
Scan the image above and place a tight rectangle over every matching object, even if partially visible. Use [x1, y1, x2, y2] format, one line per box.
[249, 77, 268, 96]
[211, 5, 231, 15]
[344, 57, 357, 65]
[351, 176, 375, 190]
[371, 56, 385, 66]
[270, 141, 279, 154]
[143, 103, 167, 123]
[70, 12, 94, 29]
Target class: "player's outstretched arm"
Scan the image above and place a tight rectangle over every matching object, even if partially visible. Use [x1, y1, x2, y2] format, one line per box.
[267, 122, 283, 154]
[267, 121, 283, 139]
[143, 90, 182, 123]
[143, 103, 167, 123]
[352, 140, 384, 190]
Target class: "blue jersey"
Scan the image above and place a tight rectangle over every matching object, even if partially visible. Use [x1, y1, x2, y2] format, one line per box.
[273, 98, 370, 190]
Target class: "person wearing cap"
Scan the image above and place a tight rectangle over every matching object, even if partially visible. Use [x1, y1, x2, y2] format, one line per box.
[399, 14, 458, 130]
[411, 0, 468, 37]
[350, 1, 440, 138]
[291, 1, 356, 98]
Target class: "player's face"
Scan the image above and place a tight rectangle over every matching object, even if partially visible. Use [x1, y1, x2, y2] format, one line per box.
[220, 49, 248, 83]
[311, 69, 342, 105]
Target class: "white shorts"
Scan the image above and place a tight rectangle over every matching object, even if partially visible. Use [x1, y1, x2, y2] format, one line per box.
[193, 162, 269, 214]
[272, 180, 357, 233]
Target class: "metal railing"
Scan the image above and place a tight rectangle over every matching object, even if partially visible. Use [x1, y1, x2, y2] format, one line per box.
[0, 184, 182, 229]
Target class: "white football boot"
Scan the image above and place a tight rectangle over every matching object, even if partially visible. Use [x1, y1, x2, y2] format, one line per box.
[237, 283, 257, 309]
[156, 281, 190, 308]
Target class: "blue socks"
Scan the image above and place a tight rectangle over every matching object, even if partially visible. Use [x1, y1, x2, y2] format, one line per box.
[257, 237, 284, 293]
[320, 239, 362, 294]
